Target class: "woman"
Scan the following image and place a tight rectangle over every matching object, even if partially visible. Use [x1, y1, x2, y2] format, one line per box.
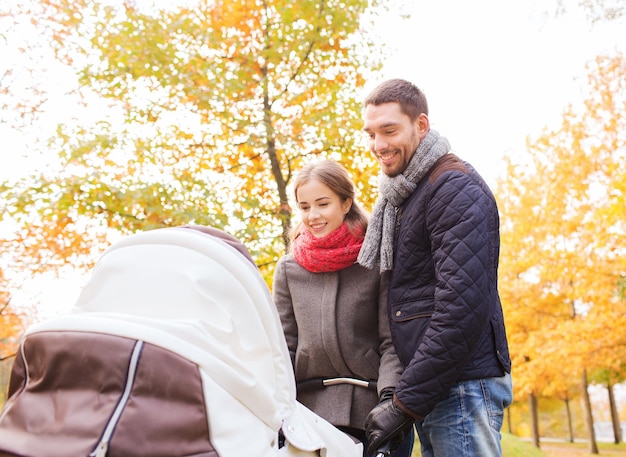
[272, 160, 413, 457]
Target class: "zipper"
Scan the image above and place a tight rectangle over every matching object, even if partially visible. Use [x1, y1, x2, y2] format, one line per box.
[90, 340, 144, 457]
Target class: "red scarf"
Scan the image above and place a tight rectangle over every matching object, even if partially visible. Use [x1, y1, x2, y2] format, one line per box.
[292, 223, 364, 273]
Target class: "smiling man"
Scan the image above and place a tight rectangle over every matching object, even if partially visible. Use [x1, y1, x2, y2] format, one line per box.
[358, 78, 513, 457]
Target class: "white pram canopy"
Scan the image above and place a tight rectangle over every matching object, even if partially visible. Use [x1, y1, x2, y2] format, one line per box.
[0, 226, 362, 457]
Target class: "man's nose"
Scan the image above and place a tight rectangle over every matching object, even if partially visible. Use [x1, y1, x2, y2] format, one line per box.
[373, 137, 388, 153]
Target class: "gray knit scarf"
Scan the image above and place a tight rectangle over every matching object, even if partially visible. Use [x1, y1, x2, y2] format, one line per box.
[357, 129, 451, 272]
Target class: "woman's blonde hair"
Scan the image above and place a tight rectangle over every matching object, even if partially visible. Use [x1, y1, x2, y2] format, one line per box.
[290, 160, 369, 242]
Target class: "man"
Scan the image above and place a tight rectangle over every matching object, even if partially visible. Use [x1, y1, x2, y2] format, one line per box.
[357, 79, 512, 457]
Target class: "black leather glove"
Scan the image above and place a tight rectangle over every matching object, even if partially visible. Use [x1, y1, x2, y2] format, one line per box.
[365, 395, 414, 456]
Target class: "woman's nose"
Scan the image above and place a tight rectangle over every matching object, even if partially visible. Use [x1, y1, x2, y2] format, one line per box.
[308, 207, 320, 219]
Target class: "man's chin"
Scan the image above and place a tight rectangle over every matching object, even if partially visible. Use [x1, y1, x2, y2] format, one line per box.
[381, 163, 401, 177]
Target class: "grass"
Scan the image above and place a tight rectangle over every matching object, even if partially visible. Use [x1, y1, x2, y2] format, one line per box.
[501, 433, 547, 457]
[408, 433, 626, 457]
[537, 439, 626, 457]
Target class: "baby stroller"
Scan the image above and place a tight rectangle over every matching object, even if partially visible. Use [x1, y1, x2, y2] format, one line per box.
[0, 226, 363, 456]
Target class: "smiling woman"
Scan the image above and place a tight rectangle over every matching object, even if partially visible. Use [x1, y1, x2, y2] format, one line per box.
[273, 160, 415, 457]
[295, 178, 352, 238]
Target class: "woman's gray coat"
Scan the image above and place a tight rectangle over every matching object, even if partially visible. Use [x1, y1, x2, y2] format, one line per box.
[272, 253, 403, 430]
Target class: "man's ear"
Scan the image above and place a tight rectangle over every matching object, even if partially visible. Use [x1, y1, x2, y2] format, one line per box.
[416, 113, 430, 136]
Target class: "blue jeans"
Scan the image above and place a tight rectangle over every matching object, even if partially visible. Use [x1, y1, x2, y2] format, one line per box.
[415, 373, 512, 457]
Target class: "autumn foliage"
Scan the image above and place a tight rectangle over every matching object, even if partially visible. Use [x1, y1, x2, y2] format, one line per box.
[497, 52, 626, 441]
[1, 0, 385, 285]
[1, 1, 625, 442]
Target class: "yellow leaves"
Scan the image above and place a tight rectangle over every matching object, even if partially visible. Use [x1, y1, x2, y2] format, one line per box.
[498, 52, 626, 400]
[1, 0, 379, 329]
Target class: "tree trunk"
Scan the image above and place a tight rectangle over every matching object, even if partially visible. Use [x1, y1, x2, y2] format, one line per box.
[565, 397, 575, 443]
[608, 382, 623, 444]
[530, 392, 540, 448]
[581, 370, 599, 454]
[261, 74, 292, 251]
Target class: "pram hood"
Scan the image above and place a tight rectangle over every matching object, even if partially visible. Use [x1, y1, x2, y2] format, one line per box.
[72, 226, 296, 432]
[5, 226, 362, 456]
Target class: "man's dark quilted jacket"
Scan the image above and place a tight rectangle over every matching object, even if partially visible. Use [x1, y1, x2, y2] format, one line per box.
[389, 153, 511, 419]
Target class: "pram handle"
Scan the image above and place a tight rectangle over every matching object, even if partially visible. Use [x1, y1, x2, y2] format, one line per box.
[375, 440, 393, 457]
[296, 377, 377, 393]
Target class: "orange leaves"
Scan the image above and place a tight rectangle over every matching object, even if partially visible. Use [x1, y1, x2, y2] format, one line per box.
[208, 0, 262, 31]
[0, 269, 24, 360]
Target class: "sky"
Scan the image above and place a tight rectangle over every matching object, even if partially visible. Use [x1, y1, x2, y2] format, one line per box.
[2, 0, 626, 318]
[368, 0, 625, 186]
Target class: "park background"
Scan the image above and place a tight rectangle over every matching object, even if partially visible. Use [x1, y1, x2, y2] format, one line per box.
[1, 0, 625, 455]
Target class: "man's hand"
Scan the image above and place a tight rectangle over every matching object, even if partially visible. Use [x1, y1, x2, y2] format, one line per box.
[365, 396, 414, 456]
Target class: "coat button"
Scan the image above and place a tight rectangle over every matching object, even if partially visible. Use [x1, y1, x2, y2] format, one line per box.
[396, 311, 401, 317]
